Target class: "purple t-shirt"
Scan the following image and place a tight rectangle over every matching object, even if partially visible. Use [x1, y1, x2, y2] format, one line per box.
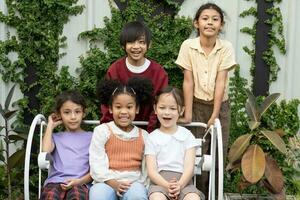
[44, 131, 93, 185]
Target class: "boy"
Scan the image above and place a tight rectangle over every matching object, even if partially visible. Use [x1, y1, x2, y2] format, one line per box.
[100, 21, 168, 132]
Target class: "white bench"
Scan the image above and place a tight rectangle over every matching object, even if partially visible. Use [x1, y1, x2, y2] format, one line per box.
[24, 114, 224, 200]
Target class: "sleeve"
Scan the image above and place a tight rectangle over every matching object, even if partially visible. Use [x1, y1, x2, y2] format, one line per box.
[175, 40, 192, 71]
[185, 130, 200, 150]
[89, 125, 112, 183]
[144, 135, 156, 155]
[219, 41, 237, 72]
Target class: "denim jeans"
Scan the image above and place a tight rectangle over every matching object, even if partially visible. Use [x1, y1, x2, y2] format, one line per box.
[89, 182, 147, 200]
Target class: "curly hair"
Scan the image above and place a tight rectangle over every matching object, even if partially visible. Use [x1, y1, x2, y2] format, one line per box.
[96, 77, 153, 107]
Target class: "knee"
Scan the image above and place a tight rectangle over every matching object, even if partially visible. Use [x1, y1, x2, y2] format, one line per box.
[123, 182, 147, 200]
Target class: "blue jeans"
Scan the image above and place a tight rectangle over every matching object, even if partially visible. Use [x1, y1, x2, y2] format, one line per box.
[89, 182, 147, 200]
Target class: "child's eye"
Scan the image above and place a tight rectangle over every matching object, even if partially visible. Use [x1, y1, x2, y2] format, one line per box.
[139, 40, 145, 44]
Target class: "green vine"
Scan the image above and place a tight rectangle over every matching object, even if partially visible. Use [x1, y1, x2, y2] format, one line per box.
[239, 0, 286, 85]
[0, 0, 84, 119]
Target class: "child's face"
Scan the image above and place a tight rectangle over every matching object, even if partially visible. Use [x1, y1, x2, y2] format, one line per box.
[109, 94, 139, 132]
[58, 100, 85, 132]
[154, 93, 182, 133]
[125, 36, 148, 66]
[194, 8, 223, 38]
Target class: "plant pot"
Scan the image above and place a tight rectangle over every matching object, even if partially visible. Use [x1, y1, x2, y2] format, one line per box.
[224, 193, 297, 200]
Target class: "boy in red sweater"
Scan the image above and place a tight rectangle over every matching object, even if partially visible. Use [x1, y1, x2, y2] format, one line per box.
[100, 21, 168, 132]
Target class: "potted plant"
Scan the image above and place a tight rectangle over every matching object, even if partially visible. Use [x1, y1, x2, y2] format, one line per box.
[226, 89, 292, 199]
[0, 85, 27, 200]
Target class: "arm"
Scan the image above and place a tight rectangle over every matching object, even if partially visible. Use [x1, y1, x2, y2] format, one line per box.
[180, 69, 194, 123]
[42, 113, 62, 153]
[89, 125, 112, 183]
[146, 155, 169, 189]
[178, 147, 196, 188]
[207, 70, 228, 127]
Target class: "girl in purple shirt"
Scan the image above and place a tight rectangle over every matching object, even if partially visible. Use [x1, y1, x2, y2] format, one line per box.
[41, 90, 92, 200]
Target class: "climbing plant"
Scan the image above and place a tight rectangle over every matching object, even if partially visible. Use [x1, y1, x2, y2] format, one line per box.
[239, 0, 286, 86]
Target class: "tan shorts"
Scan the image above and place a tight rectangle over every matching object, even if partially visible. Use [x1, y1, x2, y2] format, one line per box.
[148, 170, 205, 200]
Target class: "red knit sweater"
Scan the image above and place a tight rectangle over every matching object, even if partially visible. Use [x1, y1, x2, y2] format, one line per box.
[100, 56, 168, 132]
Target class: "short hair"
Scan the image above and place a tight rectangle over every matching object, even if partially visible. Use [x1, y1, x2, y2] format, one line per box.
[120, 21, 152, 48]
[54, 90, 86, 112]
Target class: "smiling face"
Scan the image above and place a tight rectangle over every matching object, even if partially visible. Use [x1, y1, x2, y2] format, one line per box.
[154, 93, 183, 134]
[194, 8, 223, 39]
[58, 100, 85, 132]
[125, 36, 148, 66]
[109, 93, 139, 132]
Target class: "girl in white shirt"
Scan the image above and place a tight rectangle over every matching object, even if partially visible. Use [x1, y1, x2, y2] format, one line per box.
[145, 86, 204, 200]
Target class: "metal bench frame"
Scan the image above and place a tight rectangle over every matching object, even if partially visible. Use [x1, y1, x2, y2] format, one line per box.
[24, 114, 224, 200]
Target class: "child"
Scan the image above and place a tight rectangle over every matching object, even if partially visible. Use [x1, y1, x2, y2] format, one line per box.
[175, 3, 236, 197]
[40, 90, 93, 200]
[89, 77, 153, 200]
[145, 86, 204, 200]
[100, 20, 168, 132]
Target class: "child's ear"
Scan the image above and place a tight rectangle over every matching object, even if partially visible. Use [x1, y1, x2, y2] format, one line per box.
[136, 106, 140, 114]
[153, 104, 157, 114]
[193, 20, 199, 29]
[179, 106, 185, 116]
[109, 106, 113, 114]
[148, 42, 152, 49]
[83, 109, 86, 118]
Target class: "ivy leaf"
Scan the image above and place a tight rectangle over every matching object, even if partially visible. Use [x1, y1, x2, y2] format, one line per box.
[5, 84, 16, 110]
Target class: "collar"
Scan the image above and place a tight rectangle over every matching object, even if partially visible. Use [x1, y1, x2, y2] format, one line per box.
[108, 121, 139, 139]
[126, 57, 150, 73]
[190, 37, 222, 55]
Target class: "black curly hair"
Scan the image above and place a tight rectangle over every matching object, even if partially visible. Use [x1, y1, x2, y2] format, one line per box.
[96, 77, 153, 107]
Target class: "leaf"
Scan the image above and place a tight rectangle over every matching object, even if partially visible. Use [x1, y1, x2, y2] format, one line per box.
[226, 160, 241, 172]
[4, 110, 17, 120]
[245, 101, 259, 123]
[264, 155, 284, 193]
[241, 144, 266, 184]
[0, 153, 5, 163]
[274, 129, 285, 137]
[5, 84, 16, 110]
[8, 134, 27, 141]
[258, 93, 280, 116]
[228, 134, 253, 164]
[8, 149, 25, 170]
[261, 130, 287, 154]
[0, 126, 4, 132]
[247, 120, 260, 130]
[245, 89, 259, 121]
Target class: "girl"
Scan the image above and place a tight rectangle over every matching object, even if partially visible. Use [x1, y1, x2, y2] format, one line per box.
[89, 77, 153, 200]
[41, 90, 93, 200]
[175, 3, 236, 196]
[145, 86, 204, 200]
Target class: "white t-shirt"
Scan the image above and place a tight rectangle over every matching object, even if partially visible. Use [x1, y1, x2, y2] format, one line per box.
[145, 126, 199, 173]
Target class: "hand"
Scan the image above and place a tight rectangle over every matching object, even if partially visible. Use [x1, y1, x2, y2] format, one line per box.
[168, 178, 180, 200]
[116, 181, 131, 197]
[60, 178, 81, 190]
[178, 117, 192, 124]
[48, 113, 62, 129]
[207, 116, 216, 129]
